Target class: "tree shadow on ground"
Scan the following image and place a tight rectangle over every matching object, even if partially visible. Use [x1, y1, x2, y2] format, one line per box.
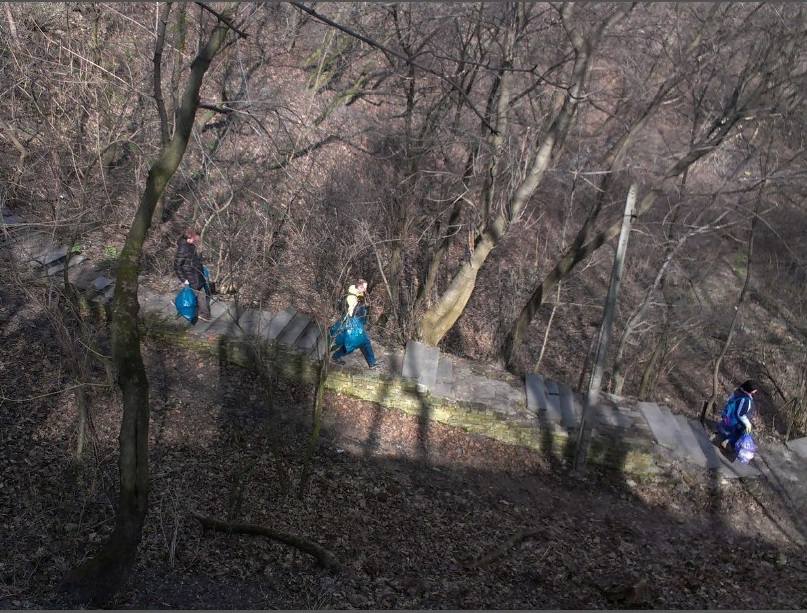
[4, 307, 807, 609]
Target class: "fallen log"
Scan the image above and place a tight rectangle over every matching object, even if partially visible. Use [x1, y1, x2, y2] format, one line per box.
[193, 514, 342, 573]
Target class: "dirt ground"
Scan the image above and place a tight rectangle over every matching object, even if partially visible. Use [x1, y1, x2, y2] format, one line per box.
[1, 287, 806, 610]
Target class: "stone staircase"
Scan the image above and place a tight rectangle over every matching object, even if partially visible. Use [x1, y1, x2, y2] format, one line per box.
[138, 289, 328, 360]
[4, 206, 806, 480]
[401, 340, 759, 478]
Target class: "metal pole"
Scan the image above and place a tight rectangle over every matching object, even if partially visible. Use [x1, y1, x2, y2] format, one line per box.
[572, 184, 637, 472]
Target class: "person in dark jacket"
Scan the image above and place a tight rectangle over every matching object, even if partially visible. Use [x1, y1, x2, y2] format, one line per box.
[174, 228, 211, 321]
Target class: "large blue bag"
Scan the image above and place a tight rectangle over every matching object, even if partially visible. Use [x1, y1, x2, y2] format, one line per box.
[328, 315, 367, 352]
[342, 316, 368, 352]
[174, 285, 197, 322]
[735, 432, 756, 464]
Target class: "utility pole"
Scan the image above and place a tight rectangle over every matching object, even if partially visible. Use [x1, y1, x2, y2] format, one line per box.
[572, 184, 637, 472]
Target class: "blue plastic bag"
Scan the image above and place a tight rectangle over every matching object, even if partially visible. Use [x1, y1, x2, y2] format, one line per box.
[328, 316, 368, 353]
[342, 316, 368, 352]
[174, 285, 197, 322]
[735, 432, 756, 464]
[202, 266, 212, 294]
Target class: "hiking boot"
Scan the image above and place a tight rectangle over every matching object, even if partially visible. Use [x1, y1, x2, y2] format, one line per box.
[368, 359, 384, 370]
[331, 357, 346, 365]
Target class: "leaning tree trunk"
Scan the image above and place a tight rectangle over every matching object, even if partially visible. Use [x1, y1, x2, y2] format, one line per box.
[60, 5, 239, 604]
[419, 3, 609, 346]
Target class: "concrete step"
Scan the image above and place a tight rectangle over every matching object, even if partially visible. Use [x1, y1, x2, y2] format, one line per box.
[637, 401, 680, 450]
[433, 354, 454, 397]
[230, 307, 272, 337]
[188, 299, 234, 334]
[673, 413, 708, 467]
[295, 318, 325, 357]
[786, 437, 807, 460]
[402, 340, 440, 391]
[138, 288, 179, 320]
[277, 312, 312, 346]
[525, 373, 550, 413]
[686, 419, 760, 478]
[687, 419, 728, 470]
[47, 254, 88, 276]
[266, 307, 297, 341]
[197, 301, 242, 336]
[91, 275, 115, 292]
[543, 379, 563, 424]
[557, 383, 582, 429]
[32, 245, 69, 267]
[590, 401, 635, 429]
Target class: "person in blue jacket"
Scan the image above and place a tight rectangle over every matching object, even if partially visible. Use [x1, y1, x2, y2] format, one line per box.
[716, 379, 757, 450]
[329, 279, 382, 370]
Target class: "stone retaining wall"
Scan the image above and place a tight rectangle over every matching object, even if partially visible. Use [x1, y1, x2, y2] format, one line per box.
[139, 310, 662, 476]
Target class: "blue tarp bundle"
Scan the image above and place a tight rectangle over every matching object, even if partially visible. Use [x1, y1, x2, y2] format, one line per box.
[329, 315, 368, 353]
[174, 285, 197, 322]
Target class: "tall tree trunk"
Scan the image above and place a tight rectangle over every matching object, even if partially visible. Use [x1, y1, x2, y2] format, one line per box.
[152, 1, 173, 223]
[60, 6, 239, 604]
[413, 53, 502, 317]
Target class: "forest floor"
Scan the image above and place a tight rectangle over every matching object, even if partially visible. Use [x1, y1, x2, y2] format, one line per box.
[1, 286, 807, 610]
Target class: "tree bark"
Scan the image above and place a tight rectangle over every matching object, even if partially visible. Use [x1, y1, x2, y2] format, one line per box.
[152, 1, 173, 223]
[638, 319, 668, 401]
[419, 3, 617, 346]
[700, 196, 761, 424]
[194, 515, 342, 573]
[499, 5, 744, 366]
[60, 5, 239, 604]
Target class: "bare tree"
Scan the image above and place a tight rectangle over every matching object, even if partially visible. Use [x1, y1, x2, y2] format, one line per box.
[501, 3, 807, 368]
[60, 5, 241, 604]
[700, 196, 761, 424]
[418, 3, 629, 346]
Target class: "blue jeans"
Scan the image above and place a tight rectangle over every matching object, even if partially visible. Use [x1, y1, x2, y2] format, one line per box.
[332, 337, 376, 367]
